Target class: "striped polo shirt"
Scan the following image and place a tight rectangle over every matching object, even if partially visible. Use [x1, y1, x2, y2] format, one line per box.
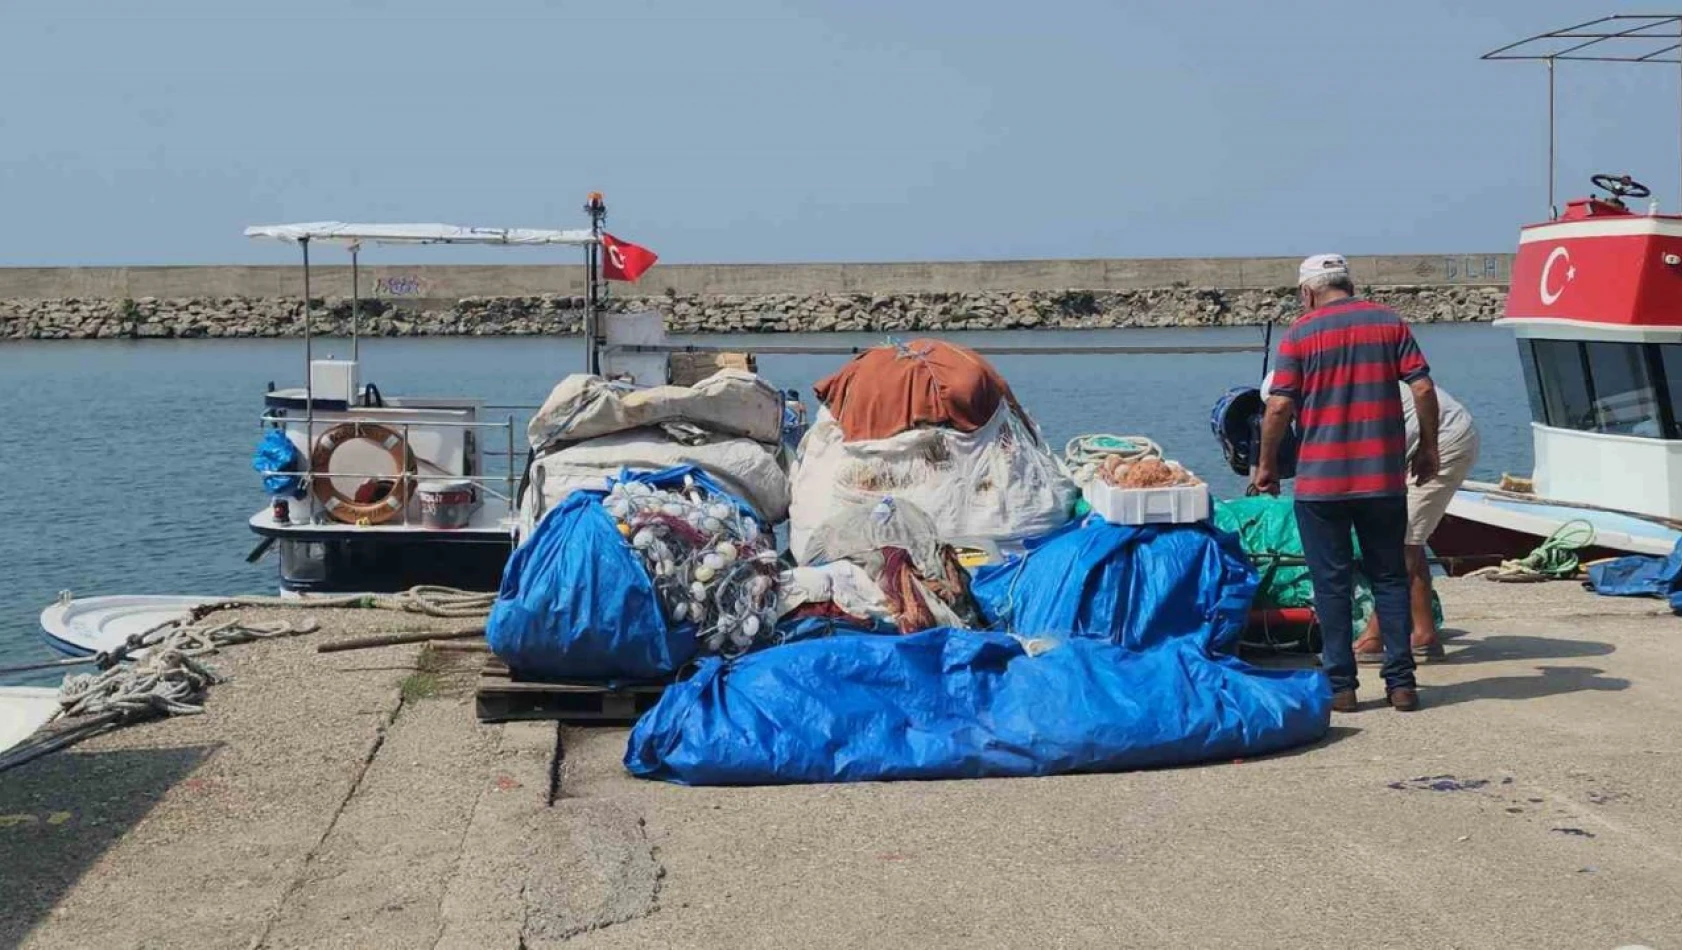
[1268, 298, 1431, 500]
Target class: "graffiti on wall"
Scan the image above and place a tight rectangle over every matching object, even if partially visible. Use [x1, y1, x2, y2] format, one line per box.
[372, 275, 426, 296]
[1408, 256, 1509, 282]
[1444, 255, 1507, 282]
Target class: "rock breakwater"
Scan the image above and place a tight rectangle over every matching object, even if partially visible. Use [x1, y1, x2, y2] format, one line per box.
[0, 286, 1507, 341]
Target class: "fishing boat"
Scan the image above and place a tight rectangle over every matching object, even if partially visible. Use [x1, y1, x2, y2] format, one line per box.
[1429, 16, 1682, 574]
[242, 195, 674, 594]
[38, 594, 215, 657]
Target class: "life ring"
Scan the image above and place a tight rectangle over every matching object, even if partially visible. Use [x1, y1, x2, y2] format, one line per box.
[310, 422, 415, 525]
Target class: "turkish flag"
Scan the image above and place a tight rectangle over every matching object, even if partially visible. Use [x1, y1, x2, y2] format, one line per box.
[600, 233, 658, 282]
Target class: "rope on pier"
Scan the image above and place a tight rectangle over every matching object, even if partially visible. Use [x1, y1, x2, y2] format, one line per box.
[1466, 520, 1596, 583]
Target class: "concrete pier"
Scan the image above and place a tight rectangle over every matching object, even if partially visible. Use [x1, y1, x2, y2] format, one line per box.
[2, 579, 1678, 949]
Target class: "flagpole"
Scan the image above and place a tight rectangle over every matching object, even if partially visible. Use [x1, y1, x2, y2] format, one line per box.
[584, 192, 606, 376]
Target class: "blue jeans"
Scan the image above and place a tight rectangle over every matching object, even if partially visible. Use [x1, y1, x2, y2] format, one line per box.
[1295, 496, 1417, 694]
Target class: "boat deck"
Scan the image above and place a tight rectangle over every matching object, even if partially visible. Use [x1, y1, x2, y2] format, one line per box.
[3, 580, 1680, 948]
[247, 505, 517, 540]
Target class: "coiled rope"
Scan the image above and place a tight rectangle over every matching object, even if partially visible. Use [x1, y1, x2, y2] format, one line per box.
[1467, 520, 1596, 583]
[57, 616, 315, 720]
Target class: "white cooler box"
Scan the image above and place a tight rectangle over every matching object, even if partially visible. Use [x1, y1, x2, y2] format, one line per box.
[1084, 478, 1210, 526]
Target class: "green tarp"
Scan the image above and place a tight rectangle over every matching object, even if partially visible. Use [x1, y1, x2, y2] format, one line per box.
[1213, 495, 1441, 650]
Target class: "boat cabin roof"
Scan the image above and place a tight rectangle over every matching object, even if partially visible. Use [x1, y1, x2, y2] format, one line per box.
[1502, 199, 1682, 336]
[244, 222, 596, 246]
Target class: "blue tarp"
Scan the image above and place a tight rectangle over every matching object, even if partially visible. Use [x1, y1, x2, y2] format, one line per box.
[252, 429, 304, 498]
[486, 465, 756, 681]
[969, 517, 1256, 654]
[626, 628, 1330, 785]
[1586, 537, 1682, 613]
[627, 517, 1331, 785]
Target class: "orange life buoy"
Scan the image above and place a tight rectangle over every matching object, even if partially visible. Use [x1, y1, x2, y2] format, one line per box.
[310, 422, 415, 525]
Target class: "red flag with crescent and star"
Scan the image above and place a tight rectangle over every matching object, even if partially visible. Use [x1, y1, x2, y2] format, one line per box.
[600, 233, 658, 282]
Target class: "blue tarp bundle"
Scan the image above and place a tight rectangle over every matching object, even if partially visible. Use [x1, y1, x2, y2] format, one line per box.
[252, 429, 304, 498]
[1586, 537, 1682, 613]
[486, 466, 755, 681]
[626, 628, 1330, 785]
[969, 516, 1256, 654]
[627, 517, 1332, 786]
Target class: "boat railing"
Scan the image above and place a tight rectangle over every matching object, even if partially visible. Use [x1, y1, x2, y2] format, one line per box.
[257, 409, 530, 528]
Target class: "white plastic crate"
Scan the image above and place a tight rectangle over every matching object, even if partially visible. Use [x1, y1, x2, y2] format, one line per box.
[1083, 477, 1210, 526]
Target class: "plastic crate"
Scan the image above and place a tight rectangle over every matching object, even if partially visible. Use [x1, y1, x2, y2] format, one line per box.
[1083, 478, 1211, 526]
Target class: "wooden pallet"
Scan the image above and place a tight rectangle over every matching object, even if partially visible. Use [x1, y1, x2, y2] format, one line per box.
[475, 660, 666, 724]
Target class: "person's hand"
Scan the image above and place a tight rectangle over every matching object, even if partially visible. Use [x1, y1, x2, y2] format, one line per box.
[1411, 446, 1439, 487]
[1251, 465, 1280, 497]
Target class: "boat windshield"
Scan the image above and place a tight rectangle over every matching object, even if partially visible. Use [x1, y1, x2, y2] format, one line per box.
[1517, 338, 1682, 438]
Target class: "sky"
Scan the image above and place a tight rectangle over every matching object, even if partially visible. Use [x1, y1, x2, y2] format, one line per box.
[2, 0, 1680, 265]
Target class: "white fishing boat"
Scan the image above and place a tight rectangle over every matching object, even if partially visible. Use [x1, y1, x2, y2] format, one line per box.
[0, 688, 59, 756]
[1429, 16, 1682, 573]
[38, 593, 216, 658]
[242, 195, 672, 594]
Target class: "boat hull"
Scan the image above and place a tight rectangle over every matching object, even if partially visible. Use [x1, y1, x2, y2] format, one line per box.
[267, 533, 511, 594]
[1428, 484, 1679, 576]
[38, 595, 218, 658]
[0, 688, 60, 755]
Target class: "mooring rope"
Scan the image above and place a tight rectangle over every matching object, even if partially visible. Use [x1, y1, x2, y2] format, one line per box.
[1466, 520, 1596, 583]
[183, 585, 497, 620]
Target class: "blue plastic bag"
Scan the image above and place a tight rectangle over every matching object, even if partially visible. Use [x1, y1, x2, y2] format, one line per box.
[970, 517, 1257, 655]
[625, 628, 1330, 786]
[1587, 537, 1682, 613]
[485, 465, 759, 681]
[252, 429, 304, 498]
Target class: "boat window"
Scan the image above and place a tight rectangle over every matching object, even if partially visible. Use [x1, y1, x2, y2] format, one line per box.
[1583, 341, 1664, 437]
[1657, 344, 1682, 438]
[1515, 340, 1548, 425]
[1529, 340, 1596, 431]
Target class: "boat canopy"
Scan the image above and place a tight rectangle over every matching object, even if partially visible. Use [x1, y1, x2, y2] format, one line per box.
[243, 222, 596, 246]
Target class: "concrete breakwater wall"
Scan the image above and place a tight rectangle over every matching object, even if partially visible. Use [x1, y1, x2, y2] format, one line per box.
[1, 285, 1508, 340]
[0, 253, 1513, 300]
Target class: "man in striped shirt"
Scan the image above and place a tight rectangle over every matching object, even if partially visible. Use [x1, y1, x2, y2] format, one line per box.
[1254, 254, 1441, 713]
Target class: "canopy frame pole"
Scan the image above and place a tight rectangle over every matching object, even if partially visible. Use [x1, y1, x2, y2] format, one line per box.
[301, 237, 314, 452]
[1482, 15, 1682, 216]
[350, 242, 361, 364]
[1548, 57, 1558, 219]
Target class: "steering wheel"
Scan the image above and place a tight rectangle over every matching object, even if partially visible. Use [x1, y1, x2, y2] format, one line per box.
[1591, 173, 1651, 201]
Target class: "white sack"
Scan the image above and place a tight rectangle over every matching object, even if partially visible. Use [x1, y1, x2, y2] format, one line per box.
[775, 562, 896, 622]
[518, 427, 791, 538]
[527, 369, 785, 449]
[788, 405, 1077, 563]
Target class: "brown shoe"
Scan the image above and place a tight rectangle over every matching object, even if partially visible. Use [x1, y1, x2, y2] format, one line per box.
[1387, 687, 1420, 712]
[1331, 689, 1358, 713]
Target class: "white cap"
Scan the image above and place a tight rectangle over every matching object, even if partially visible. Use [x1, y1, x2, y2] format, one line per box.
[1298, 253, 1349, 286]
